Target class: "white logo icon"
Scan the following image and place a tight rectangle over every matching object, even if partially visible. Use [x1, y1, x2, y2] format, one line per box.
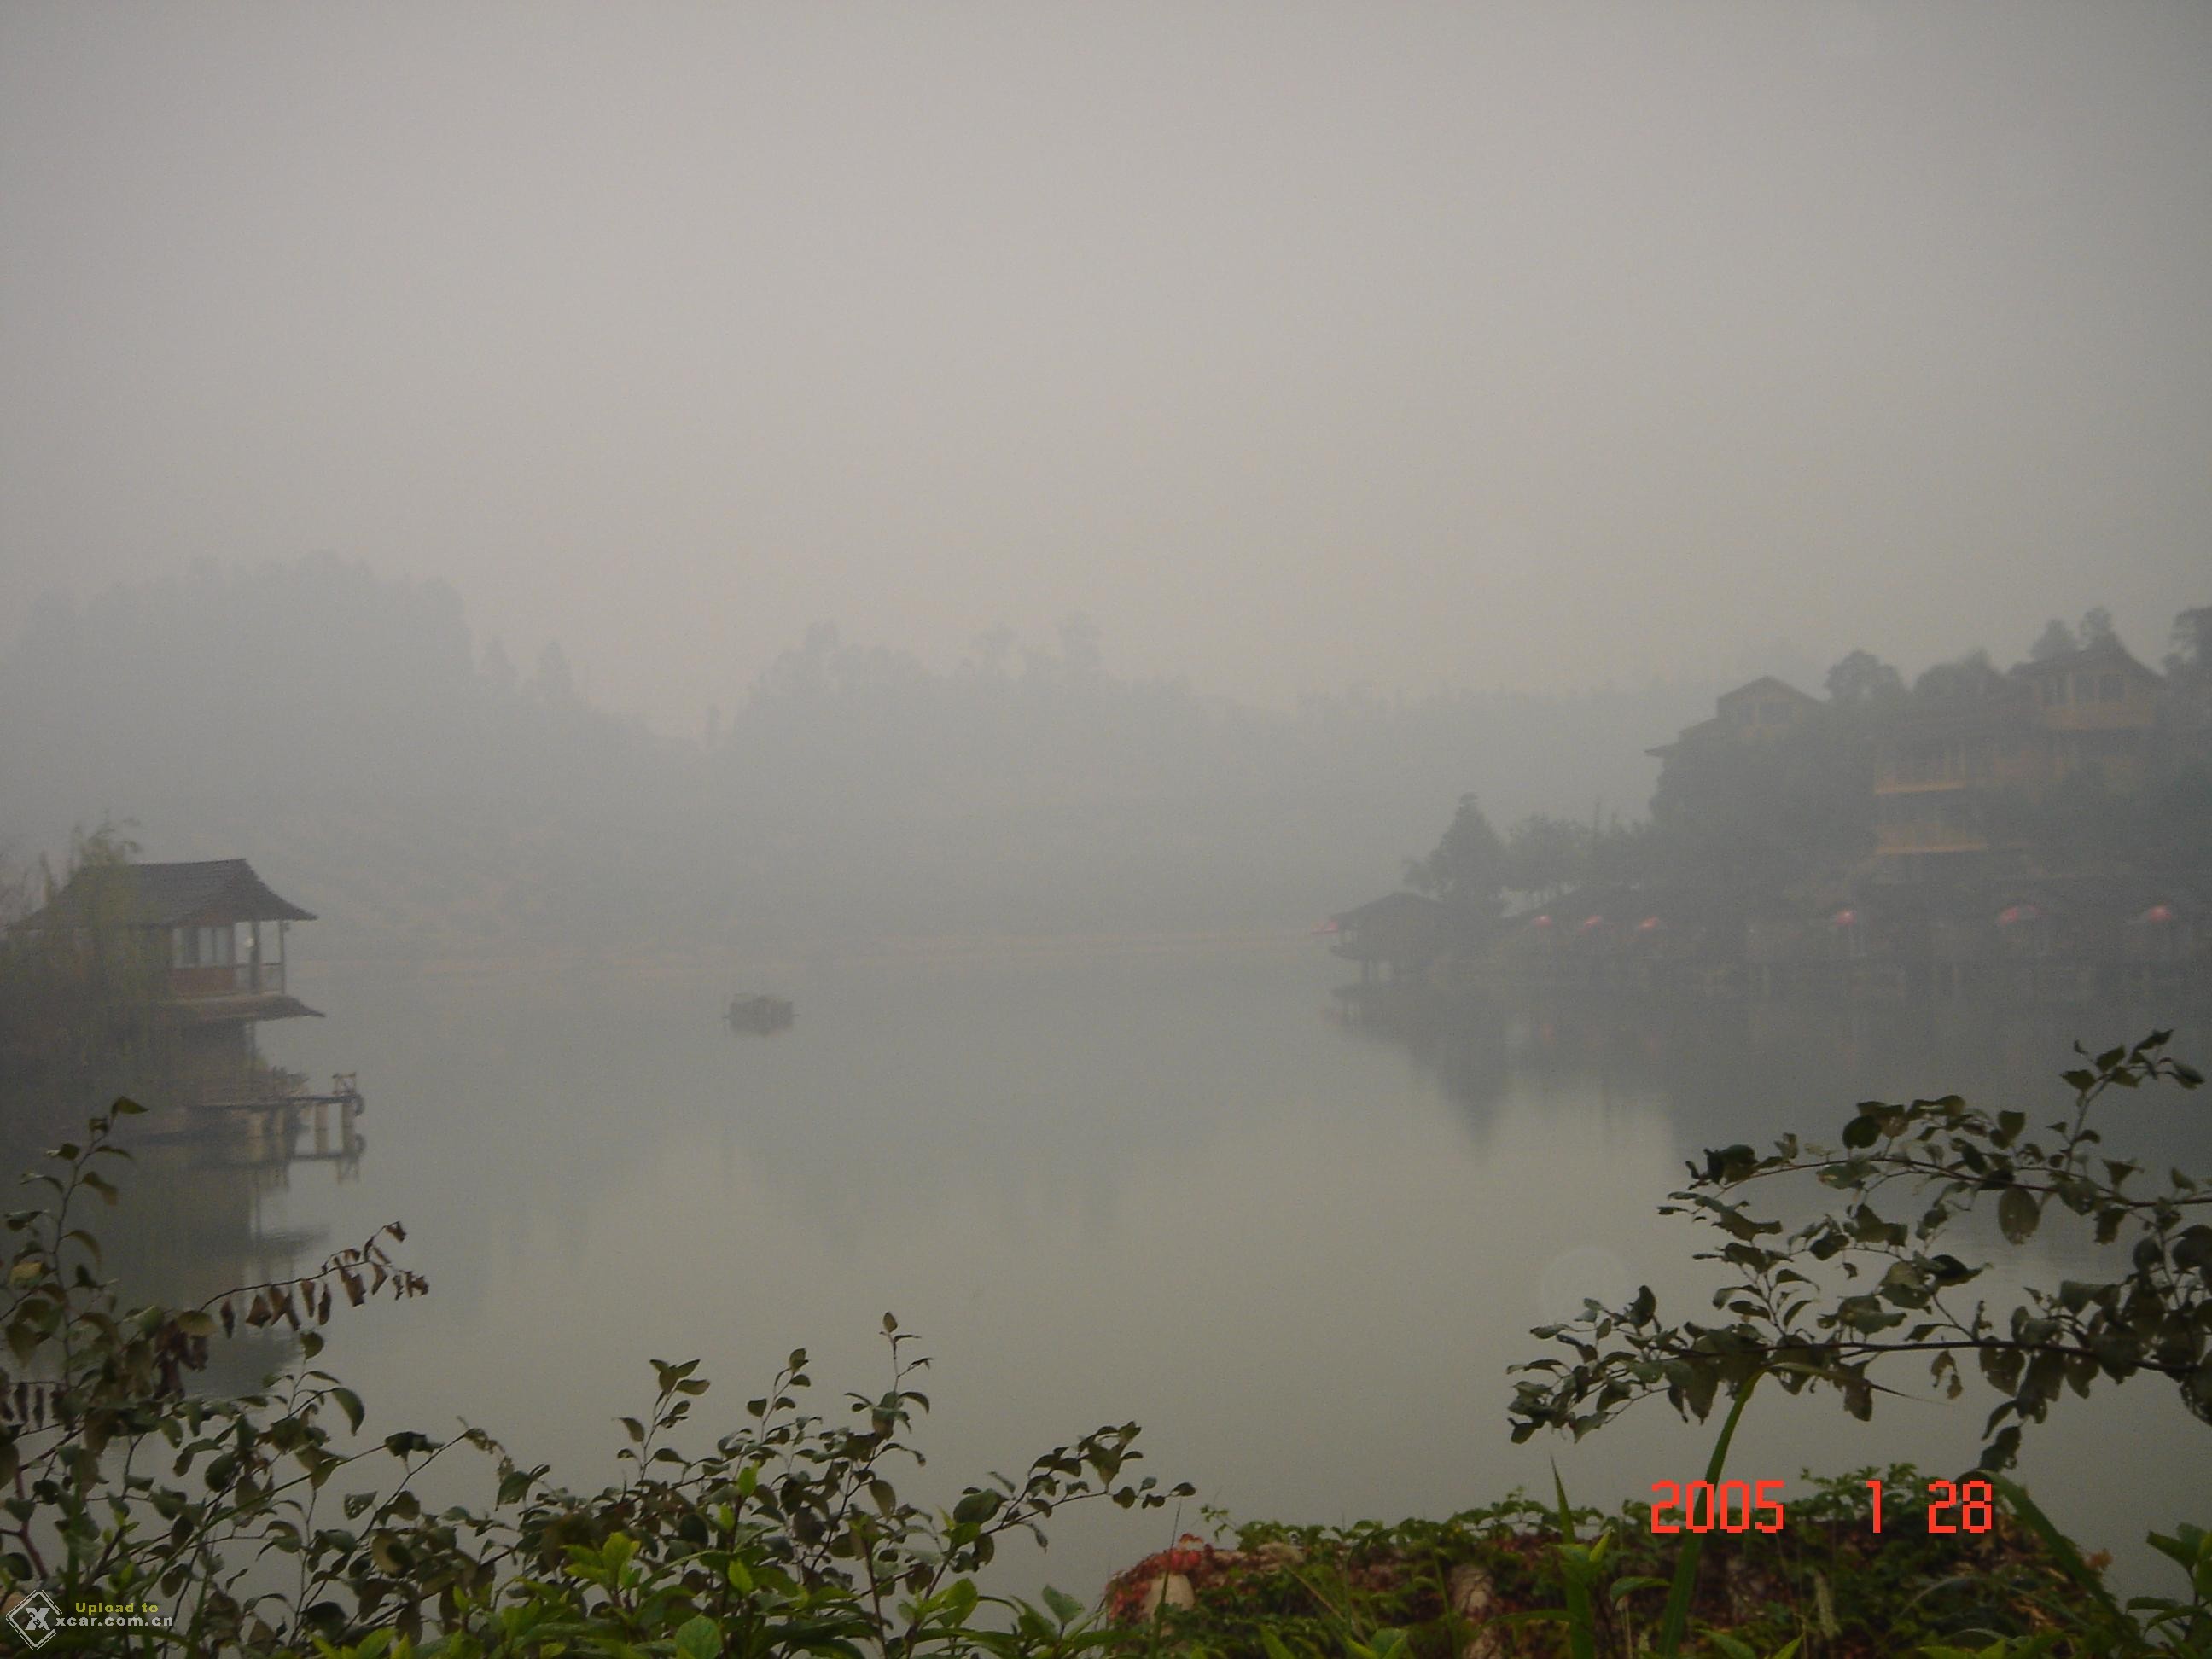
[4, 1589, 61, 1650]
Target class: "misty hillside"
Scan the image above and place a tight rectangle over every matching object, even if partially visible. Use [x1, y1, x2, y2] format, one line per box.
[0, 556, 1718, 954]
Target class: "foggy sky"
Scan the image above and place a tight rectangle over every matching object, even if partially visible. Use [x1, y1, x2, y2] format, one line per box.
[3, 3, 2208, 731]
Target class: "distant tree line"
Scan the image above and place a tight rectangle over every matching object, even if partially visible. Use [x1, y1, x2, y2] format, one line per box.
[10, 560, 2203, 951]
[0, 556, 1722, 952]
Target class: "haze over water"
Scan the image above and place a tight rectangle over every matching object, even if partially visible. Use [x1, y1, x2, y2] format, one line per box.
[224, 942, 2206, 1603]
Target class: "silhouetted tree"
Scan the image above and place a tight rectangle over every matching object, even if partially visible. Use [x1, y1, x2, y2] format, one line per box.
[2166, 606, 2212, 686]
[0, 822, 173, 1102]
[2029, 620, 2078, 661]
[1913, 650, 2004, 702]
[533, 642, 576, 703]
[2078, 605, 2116, 647]
[1823, 649, 1906, 707]
[1586, 817, 1660, 886]
[1406, 795, 1508, 914]
[1648, 714, 1873, 888]
[1502, 813, 1588, 901]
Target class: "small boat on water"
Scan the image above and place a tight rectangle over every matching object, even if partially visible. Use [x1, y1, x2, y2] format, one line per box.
[725, 993, 795, 1033]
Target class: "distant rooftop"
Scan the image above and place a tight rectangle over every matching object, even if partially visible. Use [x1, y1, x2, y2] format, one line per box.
[16, 859, 316, 929]
[2011, 637, 2163, 682]
[1714, 675, 1819, 707]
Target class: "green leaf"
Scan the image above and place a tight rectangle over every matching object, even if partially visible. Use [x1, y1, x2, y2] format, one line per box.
[952, 1488, 1003, 1526]
[1656, 1371, 1765, 1657]
[330, 1388, 365, 1435]
[1998, 1187, 2039, 1244]
[1550, 1464, 1596, 1659]
[675, 1615, 721, 1659]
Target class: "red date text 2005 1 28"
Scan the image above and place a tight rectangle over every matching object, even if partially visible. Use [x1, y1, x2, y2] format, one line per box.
[1647, 1479, 1999, 1536]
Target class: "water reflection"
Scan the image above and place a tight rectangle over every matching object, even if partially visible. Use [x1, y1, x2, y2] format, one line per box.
[0, 1061, 370, 1398]
[1337, 978, 2211, 1175]
[222, 945, 2212, 1604]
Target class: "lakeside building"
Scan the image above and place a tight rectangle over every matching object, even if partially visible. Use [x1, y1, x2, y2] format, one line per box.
[15, 858, 322, 1071]
[1335, 621, 2208, 1000]
[1334, 875, 2201, 1002]
[1873, 640, 2169, 878]
[1644, 675, 1822, 763]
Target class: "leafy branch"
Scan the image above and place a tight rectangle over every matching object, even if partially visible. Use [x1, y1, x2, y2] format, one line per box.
[0, 1097, 1190, 1655]
[1510, 1031, 2209, 1470]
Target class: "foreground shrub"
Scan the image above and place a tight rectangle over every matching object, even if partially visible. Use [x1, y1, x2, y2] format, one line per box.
[1103, 1470, 2125, 1658]
[0, 1098, 1188, 1655]
[1509, 1031, 2209, 1465]
[1503, 1030, 2212, 1656]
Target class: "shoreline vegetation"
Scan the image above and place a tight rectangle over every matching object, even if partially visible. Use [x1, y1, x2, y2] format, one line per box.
[1100, 1474, 2122, 1658]
[0, 1031, 2203, 1653]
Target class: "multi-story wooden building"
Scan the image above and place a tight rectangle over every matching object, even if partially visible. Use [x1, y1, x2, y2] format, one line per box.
[1871, 641, 2167, 876]
[1645, 676, 1822, 763]
[16, 859, 320, 1067]
[2012, 638, 2168, 788]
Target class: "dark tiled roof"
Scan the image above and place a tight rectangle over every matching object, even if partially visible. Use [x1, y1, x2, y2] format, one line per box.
[1331, 890, 1446, 926]
[15, 860, 316, 928]
[1715, 676, 1819, 707]
[2011, 639, 2163, 683]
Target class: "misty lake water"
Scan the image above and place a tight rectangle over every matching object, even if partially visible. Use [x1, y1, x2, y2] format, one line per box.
[144, 940, 2212, 1602]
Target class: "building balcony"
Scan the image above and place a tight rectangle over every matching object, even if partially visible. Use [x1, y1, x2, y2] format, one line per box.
[1875, 828, 1989, 854]
[169, 962, 287, 1000]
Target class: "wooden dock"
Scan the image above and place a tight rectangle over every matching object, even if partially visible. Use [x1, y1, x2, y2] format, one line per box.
[144, 1074, 366, 1173]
